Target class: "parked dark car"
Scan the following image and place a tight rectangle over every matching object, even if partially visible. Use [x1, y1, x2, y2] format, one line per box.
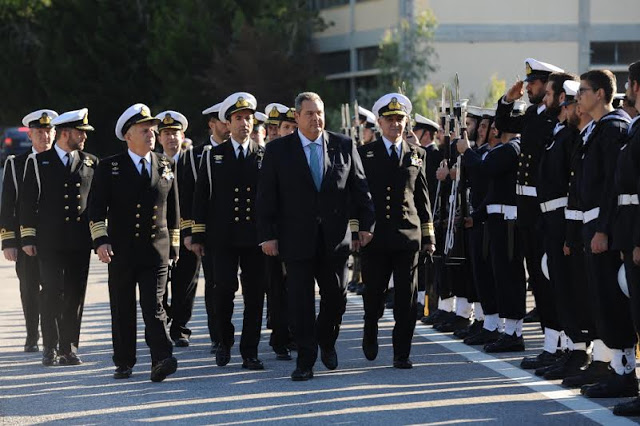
[1, 127, 31, 165]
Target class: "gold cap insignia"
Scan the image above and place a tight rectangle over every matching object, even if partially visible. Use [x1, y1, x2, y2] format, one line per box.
[82, 113, 89, 125]
[269, 106, 280, 118]
[140, 106, 150, 117]
[526, 62, 532, 76]
[286, 109, 295, 119]
[39, 113, 51, 125]
[388, 97, 401, 111]
[163, 113, 174, 125]
[235, 97, 249, 108]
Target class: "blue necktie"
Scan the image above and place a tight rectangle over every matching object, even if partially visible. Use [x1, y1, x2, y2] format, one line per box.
[309, 142, 322, 191]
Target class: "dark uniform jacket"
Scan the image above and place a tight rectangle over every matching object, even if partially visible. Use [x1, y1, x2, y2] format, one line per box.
[495, 99, 556, 225]
[565, 123, 594, 248]
[463, 143, 491, 214]
[423, 141, 443, 208]
[612, 116, 640, 251]
[257, 130, 375, 261]
[19, 147, 98, 251]
[0, 151, 31, 249]
[577, 109, 631, 238]
[191, 140, 264, 249]
[88, 151, 180, 264]
[358, 138, 435, 251]
[537, 122, 579, 204]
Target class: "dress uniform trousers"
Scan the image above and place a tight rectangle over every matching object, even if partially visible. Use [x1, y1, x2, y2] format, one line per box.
[582, 222, 635, 350]
[213, 246, 266, 359]
[487, 214, 526, 320]
[518, 199, 560, 331]
[469, 221, 496, 315]
[166, 245, 201, 340]
[16, 250, 41, 345]
[285, 226, 348, 370]
[201, 254, 219, 345]
[362, 249, 419, 360]
[266, 255, 291, 351]
[108, 257, 173, 368]
[624, 254, 640, 339]
[417, 252, 437, 313]
[37, 248, 90, 354]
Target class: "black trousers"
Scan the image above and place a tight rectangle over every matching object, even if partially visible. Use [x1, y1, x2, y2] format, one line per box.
[487, 215, 526, 320]
[16, 250, 41, 345]
[212, 246, 266, 359]
[164, 245, 201, 340]
[284, 229, 348, 370]
[625, 253, 640, 339]
[582, 223, 635, 349]
[417, 252, 438, 313]
[519, 219, 559, 330]
[542, 211, 594, 343]
[37, 249, 90, 354]
[108, 259, 173, 368]
[266, 256, 290, 350]
[201, 254, 219, 345]
[361, 249, 419, 360]
[469, 222, 495, 315]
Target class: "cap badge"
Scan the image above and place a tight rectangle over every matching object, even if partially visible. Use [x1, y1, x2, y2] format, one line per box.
[526, 62, 532, 76]
[163, 113, 175, 125]
[39, 113, 51, 125]
[82, 113, 89, 125]
[140, 106, 150, 117]
[286, 109, 295, 119]
[235, 97, 249, 108]
[389, 97, 401, 111]
[269, 106, 280, 118]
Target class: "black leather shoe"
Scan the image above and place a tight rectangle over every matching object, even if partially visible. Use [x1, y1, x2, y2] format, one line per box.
[216, 344, 231, 366]
[320, 346, 338, 370]
[520, 350, 562, 369]
[420, 309, 445, 325]
[210, 341, 219, 354]
[523, 307, 539, 323]
[562, 360, 611, 388]
[355, 283, 365, 296]
[435, 315, 471, 333]
[42, 348, 58, 366]
[454, 320, 483, 339]
[543, 350, 589, 380]
[393, 357, 413, 369]
[174, 338, 189, 347]
[242, 357, 265, 370]
[287, 341, 298, 352]
[58, 352, 83, 366]
[347, 280, 358, 293]
[362, 322, 378, 361]
[385, 289, 395, 309]
[24, 344, 39, 353]
[581, 371, 638, 398]
[484, 332, 525, 353]
[274, 347, 292, 361]
[614, 397, 640, 416]
[464, 328, 500, 346]
[150, 357, 178, 382]
[432, 311, 457, 328]
[291, 367, 314, 381]
[114, 366, 133, 379]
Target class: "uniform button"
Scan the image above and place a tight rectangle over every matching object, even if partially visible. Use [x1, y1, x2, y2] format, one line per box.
[135, 233, 139, 237]
[153, 206, 158, 210]
[571, 171, 575, 176]
[76, 183, 81, 188]
[386, 196, 390, 200]
[64, 206, 69, 210]
[518, 162, 522, 166]
[526, 163, 529, 167]
[235, 217, 240, 222]
[76, 217, 81, 222]
[151, 234, 156, 238]
[135, 214, 140, 218]
[136, 204, 141, 209]
[386, 186, 391, 191]
[135, 224, 140, 228]
[528, 155, 532, 159]
[385, 215, 390, 219]
[77, 206, 82, 210]
[152, 215, 157, 220]
[234, 187, 239, 192]
[246, 207, 251, 212]
[64, 195, 69, 199]
[76, 195, 81, 199]
[525, 173, 528, 177]
[246, 216, 251, 220]
[520, 153, 524, 157]
[234, 198, 239, 202]
[246, 199, 251, 203]
[64, 183, 68, 187]
[246, 187, 251, 192]
[524, 181, 529, 185]
[152, 225, 156, 229]
[65, 217, 70, 222]
[386, 205, 390, 210]
[234, 207, 239, 211]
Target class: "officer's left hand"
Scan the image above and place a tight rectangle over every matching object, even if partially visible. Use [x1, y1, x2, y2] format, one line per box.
[590, 232, 608, 254]
[358, 231, 373, 247]
[3, 248, 18, 262]
[422, 243, 435, 255]
[183, 236, 192, 251]
[633, 246, 640, 266]
[456, 130, 470, 154]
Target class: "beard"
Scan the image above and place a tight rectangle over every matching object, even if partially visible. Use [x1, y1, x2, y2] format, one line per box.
[528, 92, 544, 105]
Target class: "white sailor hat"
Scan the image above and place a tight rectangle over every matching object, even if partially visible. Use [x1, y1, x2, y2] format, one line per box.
[219, 92, 257, 123]
[512, 100, 527, 116]
[22, 109, 58, 128]
[414, 113, 440, 131]
[481, 108, 496, 119]
[115, 103, 160, 141]
[253, 111, 268, 127]
[265, 103, 289, 125]
[560, 80, 580, 107]
[467, 106, 484, 119]
[52, 108, 94, 131]
[372, 93, 412, 119]
[524, 58, 564, 82]
[357, 106, 376, 128]
[202, 102, 223, 117]
[156, 110, 188, 132]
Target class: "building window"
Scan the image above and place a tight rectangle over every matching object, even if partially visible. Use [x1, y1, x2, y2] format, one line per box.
[357, 46, 379, 71]
[591, 41, 640, 65]
[318, 50, 351, 75]
[313, 0, 349, 9]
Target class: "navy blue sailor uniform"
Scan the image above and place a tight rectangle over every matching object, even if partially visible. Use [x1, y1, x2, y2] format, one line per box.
[19, 146, 98, 358]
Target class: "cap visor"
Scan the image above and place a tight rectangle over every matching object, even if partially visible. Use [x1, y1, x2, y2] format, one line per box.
[77, 124, 95, 131]
[381, 111, 408, 117]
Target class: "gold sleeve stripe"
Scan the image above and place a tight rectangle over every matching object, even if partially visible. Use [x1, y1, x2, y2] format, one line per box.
[20, 227, 36, 238]
[170, 229, 180, 247]
[89, 220, 108, 240]
[0, 229, 16, 241]
[421, 222, 435, 237]
[191, 224, 206, 234]
[180, 219, 194, 230]
[349, 219, 359, 233]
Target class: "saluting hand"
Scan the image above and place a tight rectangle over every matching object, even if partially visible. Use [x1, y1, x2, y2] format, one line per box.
[3, 248, 18, 262]
[506, 80, 525, 103]
[22, 245, 37, 257]
[97, 244, 114, 263]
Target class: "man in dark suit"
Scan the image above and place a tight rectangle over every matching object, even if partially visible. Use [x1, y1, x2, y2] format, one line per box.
[89, 103, 180, 382]
[191, 92, 267, 370]
[19, 108, 98, 366]
[1, 109, 57, 353]
[358, 93, 436, 369]
[257, 91, 375, 381]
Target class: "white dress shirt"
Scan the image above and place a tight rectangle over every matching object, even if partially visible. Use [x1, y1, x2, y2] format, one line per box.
[382, 136, 402, 157]
[54, 143, 74, 166]
[128, 149, 152, 175]
[231, 138, 250, 158]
